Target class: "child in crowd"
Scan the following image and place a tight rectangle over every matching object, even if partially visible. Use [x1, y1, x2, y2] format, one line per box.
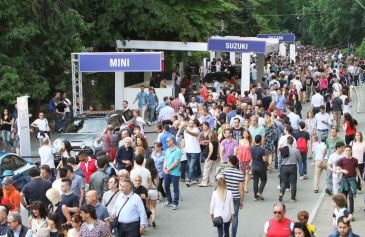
[331, 193, 353, 235]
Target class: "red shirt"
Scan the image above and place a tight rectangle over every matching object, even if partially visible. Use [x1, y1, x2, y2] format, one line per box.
[227, 95, 237, 105]
[345, 120, 356, 136]
[200, 86, 209, 102]
[336, 157, 358, 178]
[265, 217, 293, 237]
[79, 158, 97, 184]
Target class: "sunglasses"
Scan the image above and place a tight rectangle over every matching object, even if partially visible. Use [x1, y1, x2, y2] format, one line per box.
[273, 211, 283, 215]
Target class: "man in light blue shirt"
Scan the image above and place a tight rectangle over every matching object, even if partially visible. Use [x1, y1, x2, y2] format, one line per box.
[275, 89, 287, 112]
[147, 88, 159, 125]
[133, 86, 148, 119]
[111, 179, 147, 236]
[163, 136, 182, 210]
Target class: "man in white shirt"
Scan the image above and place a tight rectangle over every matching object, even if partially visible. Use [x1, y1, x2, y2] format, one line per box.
[311, 88, 324, 115]
[314, 105, 332, 140]
[157, 101, 175, 125]
[327, 141, 345, 195]
[332, 78, 342, 97]
[184, 119, 201, 186]
[286, 106, 300, 131]
[38, 138, 55, 169]
[249, 88, 257, 106]
[130, 155, 151, 188]
[291, 76, 303, 93]
[111, 180, 146, 236]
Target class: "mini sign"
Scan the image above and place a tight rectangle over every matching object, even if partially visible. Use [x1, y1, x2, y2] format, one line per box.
[78, 52, 163, 72]
[207, 38, 266, 54]
[257, 34, 296, 43]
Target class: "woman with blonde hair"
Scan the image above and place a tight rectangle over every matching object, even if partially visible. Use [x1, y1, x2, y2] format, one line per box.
[46, 188, 61, 213]
[210, 176, 234, 237]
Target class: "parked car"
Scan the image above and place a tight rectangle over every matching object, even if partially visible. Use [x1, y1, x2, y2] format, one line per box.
[0, 152, 36, 190]
[52, 110, 134, 156]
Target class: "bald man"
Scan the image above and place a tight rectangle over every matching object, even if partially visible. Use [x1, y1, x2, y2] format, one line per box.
[86, 190, 110, 226]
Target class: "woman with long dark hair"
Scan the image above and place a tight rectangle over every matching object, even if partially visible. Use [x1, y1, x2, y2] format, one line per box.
[145, 158, 160, 228]
[1, 109, 12, 151]
[28, 201, 48, 236]
[47, 212, 65, 237]
[291, 222, 312, 237]
[56, 140, 75, 169]
[342, 113, 357, 145]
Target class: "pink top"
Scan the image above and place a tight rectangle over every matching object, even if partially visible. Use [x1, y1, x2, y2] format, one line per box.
[237, 144, 252, 163]
[351, 141, 365, 164]
[320, 77, 328, 89]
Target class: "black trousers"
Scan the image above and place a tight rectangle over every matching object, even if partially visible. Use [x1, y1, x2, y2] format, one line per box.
[252, 166, 267, 197]
[280, 165, 297, 199]
[180, 160, 188, 180]
[117, 221, 140, 237]
[342, 189, 354, 214]
[345, 134, 355, 146]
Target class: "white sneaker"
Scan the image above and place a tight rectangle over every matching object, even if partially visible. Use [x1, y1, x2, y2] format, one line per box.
[172, 205, 178, 210]
[190, 180, 197, 185]
[299, 176, 304, 180]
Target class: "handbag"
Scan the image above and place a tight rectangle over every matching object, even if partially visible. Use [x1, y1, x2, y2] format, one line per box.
[212, 191, 226, 227]
[279, 146, 290, 158]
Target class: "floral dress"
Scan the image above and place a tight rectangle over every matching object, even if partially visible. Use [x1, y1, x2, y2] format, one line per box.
[264, 124, 276, 154]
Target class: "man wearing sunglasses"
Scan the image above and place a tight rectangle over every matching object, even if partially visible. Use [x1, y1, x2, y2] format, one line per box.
[263, 203, 294, 237]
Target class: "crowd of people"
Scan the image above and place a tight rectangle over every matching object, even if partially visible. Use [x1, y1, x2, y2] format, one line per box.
[0, 46, 365, 237]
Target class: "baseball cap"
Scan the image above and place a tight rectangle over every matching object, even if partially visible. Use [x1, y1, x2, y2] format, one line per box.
[2, 170, 14, 177]
[2, 176, 13, 185]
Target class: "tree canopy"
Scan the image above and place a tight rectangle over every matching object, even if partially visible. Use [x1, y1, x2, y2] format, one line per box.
[1, 0, 364, 107]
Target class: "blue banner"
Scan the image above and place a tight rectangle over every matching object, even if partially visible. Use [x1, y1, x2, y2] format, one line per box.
[257, 34, 296, 43]
[78, 52, 163, 72]
[207, 38, 266, 54]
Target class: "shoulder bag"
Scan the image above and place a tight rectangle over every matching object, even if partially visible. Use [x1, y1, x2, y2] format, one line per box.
[213, 191, 226, 227]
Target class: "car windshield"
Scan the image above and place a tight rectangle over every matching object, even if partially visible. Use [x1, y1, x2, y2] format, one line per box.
[66, 118, 106, 133]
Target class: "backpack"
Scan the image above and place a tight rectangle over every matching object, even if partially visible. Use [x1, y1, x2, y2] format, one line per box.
[47, 99, 55, 111]
[297, 137, 308, 154]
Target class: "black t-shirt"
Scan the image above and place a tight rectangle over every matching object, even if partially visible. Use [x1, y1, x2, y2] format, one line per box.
[60, 193, 79, 223]
[250, 145, 266, 169]
[133, 185, 148, 208]
[21, 178, 52, 205]
[262, 96, 272, 111]
[305, 77, 313, 86]
[1, 116, 12, 131]
[56, 102, 66, 112]
[294, 131, 310, 141]
[232, 127, 244, 141]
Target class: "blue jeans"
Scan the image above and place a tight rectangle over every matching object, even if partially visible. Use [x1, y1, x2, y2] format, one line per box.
[55, 113, 64, 131]
[316, 129, 328, 141]
[186, 153, 200, 181]
[232, 198, 240, 237]
[164, 174, 180, 206]
[298, 153, 307, 176]
[148, 108, 156, 122]
[1, 130, 11, 150]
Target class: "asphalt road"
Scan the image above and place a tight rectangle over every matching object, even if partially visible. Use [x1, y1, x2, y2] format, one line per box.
[25, 89, 361, 236]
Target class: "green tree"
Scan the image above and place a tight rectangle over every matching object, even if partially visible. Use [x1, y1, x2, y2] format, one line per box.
[0, 0, 87, 107]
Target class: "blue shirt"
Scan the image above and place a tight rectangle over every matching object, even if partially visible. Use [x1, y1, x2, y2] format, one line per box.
[147, 93, 158, 109]
[96, 203, 110, 221]
[134, 92, 148, 108]
[202, 115, 215, 130]
[276, 95, 287, 111]
[227, 110, 236, 125]
[196, 96, 204, 104]
[165, 146, 182, 176]
[160, 131, 175, 150]
[151, 150, 165, 178]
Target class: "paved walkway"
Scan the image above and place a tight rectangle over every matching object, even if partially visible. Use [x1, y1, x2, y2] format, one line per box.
[312, 85, 365, 236]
